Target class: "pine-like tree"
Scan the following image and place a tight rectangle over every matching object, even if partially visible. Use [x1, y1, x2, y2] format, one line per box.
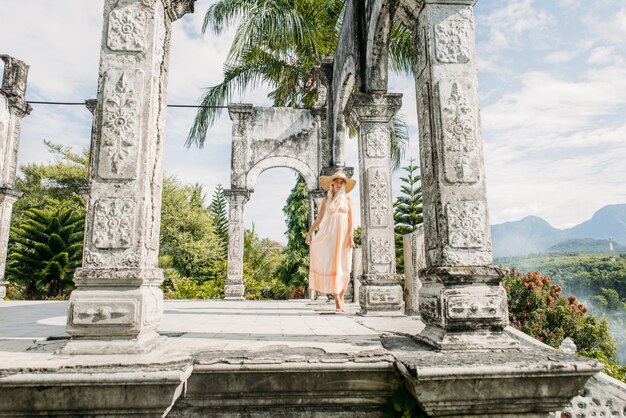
[277, 173, 310, 288]
[209, 184, 229, 255]
[394, 159, 423, 273]
[7, 203, 84, 299]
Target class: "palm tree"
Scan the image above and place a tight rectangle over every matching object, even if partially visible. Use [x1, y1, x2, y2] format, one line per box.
[188, 0, 413, 169]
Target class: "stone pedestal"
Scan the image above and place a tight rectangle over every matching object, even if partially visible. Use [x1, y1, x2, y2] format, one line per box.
[64, 0, 195, 354]
[346, 93, 404, 315]
[403, 226, 425, 316]
[0, 55, 31, 301]
[410, 0, 516, 349]
[224, 189, 250, 300]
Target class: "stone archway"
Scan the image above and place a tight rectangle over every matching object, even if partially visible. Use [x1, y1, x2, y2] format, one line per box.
[223, 104, 331, 299]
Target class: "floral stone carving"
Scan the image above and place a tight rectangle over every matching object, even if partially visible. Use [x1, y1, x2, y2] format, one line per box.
[368, 168, 389, 227]
[434, 8, 472, 64]
[107, 3, 148, 52]
[440, 80, 478, 183]
[93, 198, 136, 249]
[99, 70, 144, 180]
[365, 125, 389, 158]
[446, 201, 485, 249]
[370, 238, 393, 265]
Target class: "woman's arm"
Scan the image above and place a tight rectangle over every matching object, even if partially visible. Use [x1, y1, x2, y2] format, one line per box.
[346, 195, 355, 249]
[305, 197, 326, 245]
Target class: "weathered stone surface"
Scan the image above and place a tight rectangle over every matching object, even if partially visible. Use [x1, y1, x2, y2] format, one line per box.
[403, 226, 425, 316]
[65, 0, 195, 353]
[0, 55, 30, 301]
[346, 93, 404, 315]
[223, 189, 249, 300]
[384, 332, 601, 417]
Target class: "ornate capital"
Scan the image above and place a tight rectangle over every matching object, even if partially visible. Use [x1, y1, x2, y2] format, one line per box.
[345, 92, 402, 126]
[0, 187, 22, 204]
[162, 0, 196, 21]
[223, 189, 251, 206]
[1, 55, 29, 99]
[85, 99, 98, 115]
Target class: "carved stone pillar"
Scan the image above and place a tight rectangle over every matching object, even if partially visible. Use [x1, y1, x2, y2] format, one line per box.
[0, 55, 31, 300]
[224, 189, 250, 300]
[64, 0, 195, 354]
[346, 93, 404, 315]
[403, 225, 425, 316]
[413, 0, 514, 349]
[308, 188, 326, 228]
[228, 104, 254, 189]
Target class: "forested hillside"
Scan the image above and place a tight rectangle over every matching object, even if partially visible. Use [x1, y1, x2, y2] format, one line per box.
[496, 254, 626, 365]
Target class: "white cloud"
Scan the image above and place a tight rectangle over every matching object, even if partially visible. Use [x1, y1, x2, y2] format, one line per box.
[587, 46, 623, 66]
[545, 50, 578, 64]
[478, 0, 554, 52]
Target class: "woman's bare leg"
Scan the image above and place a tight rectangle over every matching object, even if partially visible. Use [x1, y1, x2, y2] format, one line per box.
[334, 294, 342, 312]
[339, 289, 346, 311]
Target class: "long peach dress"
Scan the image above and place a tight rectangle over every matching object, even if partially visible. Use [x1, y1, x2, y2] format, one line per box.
[309, 190, 353, 294]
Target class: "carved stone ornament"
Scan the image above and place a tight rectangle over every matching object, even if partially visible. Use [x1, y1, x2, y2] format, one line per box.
[365, 125, 389, 158]
[440, 80, 478, 183]
[434, 8, 473, 64]
[368, 168, 389, 227]
[446, 294, 506, 322]
[228, 224, 242, 258]
[107, 3, 148, 52]
[446, 201, 485, 249]
[71, 300, 137, 325]
[232, 140, 245, 170]
[99, 70, 144, 180]
[368, 287, 401, 305]
[93, 198, 136, 249]
[370, 238, 393, 265]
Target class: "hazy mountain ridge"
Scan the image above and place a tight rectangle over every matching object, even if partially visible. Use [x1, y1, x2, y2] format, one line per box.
[492, 204, 626, 257]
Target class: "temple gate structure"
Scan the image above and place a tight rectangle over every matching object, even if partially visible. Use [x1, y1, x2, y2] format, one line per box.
[3, 0, 625, 416]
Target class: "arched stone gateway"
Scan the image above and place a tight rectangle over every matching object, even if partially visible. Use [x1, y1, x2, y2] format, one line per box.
[223, 104, 333, 299]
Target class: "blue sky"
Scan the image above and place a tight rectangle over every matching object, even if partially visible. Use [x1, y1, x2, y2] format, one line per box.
[1, 0, 625, 244]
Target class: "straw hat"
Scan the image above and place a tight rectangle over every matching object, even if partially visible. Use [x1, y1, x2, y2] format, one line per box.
[320, 171, 356, 193]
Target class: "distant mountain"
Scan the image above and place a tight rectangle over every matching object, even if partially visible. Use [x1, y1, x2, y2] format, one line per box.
[491, 204, 626, 257]
[545, 238, 626, 255]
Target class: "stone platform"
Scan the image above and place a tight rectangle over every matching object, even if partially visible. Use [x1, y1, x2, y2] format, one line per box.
[0, 300, 602, 417]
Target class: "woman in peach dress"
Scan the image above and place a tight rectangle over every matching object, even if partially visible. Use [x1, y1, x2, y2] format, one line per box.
[306, 171, 356, 312]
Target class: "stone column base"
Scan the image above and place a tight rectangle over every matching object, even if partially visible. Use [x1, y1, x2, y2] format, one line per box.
[61, 332, 165, 355]
[358, 274, 405, 316]
[388, 334, 602, 418]
[224, 284, 245, 300]
[65, 280, 164, 354]
[0, 281, 7, 300]
[417, 266, 518, 350]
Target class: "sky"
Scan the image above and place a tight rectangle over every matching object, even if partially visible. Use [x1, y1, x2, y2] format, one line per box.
[1, 0, 625, 244]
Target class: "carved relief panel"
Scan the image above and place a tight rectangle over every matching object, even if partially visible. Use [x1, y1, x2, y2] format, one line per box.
[107, 2, 148, 52]
[434, 8, 473, 64]
[364, 125, 389, 158]
[92, 198, 136, 249]
[446, 201, 486, 249]
[98, 70, 144, 180]
[439, 80, 479, 184]
[369, 237, 393, 273]
[367, 167, 390, 227]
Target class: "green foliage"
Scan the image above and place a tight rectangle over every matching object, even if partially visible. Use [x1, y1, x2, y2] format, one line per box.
[13, 140, 88, 220]
[209, 184, 229, 256]
[243, 226, 289, 300]
[497, 253, 626, 365]
[393, 159, 423, 273]
[503, 270, 626, 382]
[384, 384, 429, 418]
[159, 177, 224, 281]
[7, 203, 84, 299]
[277, 174, 310, 288]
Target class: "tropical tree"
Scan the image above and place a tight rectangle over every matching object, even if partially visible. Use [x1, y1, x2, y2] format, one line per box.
[159, 177, 224, 281]
[209, 184, 229, 254]
[277, 173, 310, 290]
[242, 225, 288, 299]
[7, 204, 84, 299]
[394, 159, 423, 273]
[188, 0, 413, 169]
